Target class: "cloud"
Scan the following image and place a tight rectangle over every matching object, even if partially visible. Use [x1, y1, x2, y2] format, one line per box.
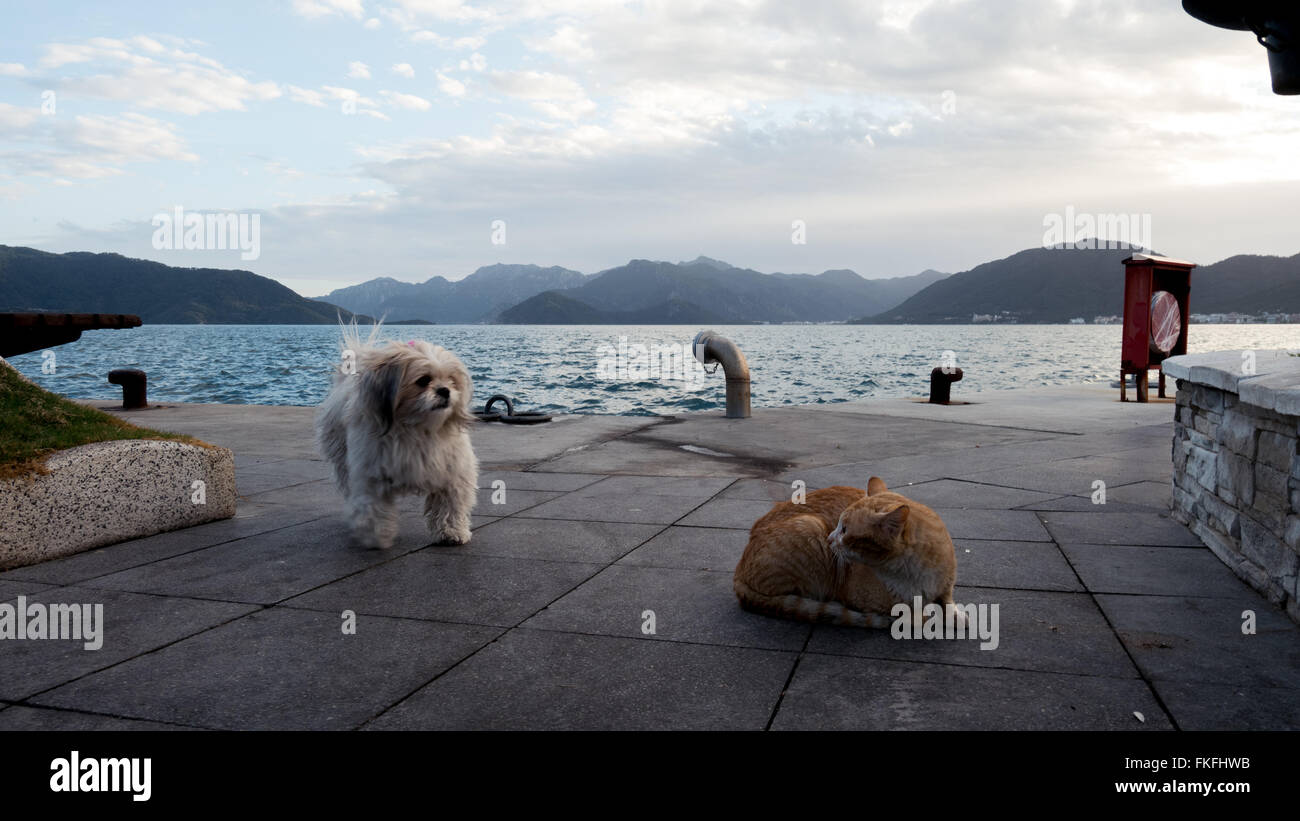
[379, 89, 431, 110]
[408, 30, 485, 50]
[292, 0, 364, 19]
[36, 38, 279, 115]
[487, 69, 595, 119]
[321, 84, 389, 118]
[347, 60, 371, 79]
[436, 72, 466, 97]
[0, 105, 197, 179]
[287, 85, 327, 107]
[391, 62, 415, 78]
[458, 52, 487, 72]
[364, 17, 381, 29]
[0, 63, 28, 77]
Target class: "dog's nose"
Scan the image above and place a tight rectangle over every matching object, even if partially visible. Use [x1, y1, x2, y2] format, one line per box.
[435, 386, 451, 399]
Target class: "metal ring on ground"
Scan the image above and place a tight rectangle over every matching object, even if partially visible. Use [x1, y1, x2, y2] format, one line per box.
[482, 394, 514, 417]
[499, 411, 552, 425]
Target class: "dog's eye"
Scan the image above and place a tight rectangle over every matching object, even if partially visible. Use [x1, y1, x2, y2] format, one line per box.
[415, 375, 432, 388]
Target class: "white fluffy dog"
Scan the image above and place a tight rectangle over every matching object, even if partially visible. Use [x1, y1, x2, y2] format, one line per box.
[315, 323, 478, 548]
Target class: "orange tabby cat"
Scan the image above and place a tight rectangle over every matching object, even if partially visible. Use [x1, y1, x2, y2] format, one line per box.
[733, 477, 959, 628]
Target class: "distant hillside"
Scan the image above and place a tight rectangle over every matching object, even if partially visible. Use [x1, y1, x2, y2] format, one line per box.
[1193, 253, 1300, 313]
[855, 245, 1300, 323]
[316, 263, 588, 323]
[499, 291, 731, 324]
[0, 246, 364, 324]
[497, 258, 947, 324]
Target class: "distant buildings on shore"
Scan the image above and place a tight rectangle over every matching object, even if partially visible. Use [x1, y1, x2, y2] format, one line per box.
[1189, 312, 1300, 324]
[969, 312, 1299, 325]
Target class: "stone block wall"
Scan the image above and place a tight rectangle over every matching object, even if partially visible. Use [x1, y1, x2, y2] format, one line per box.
[1171, 380, 1300, 623]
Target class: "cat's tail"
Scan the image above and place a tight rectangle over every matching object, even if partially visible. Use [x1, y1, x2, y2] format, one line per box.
[733, 580, 891, 629]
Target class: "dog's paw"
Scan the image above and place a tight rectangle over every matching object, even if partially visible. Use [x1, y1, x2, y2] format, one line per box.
[352, 533, 396, 550]
[431, 527, 471, 546]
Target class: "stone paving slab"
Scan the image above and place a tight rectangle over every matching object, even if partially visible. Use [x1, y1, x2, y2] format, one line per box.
[954, 539, 1083, 592]
[1012, 494, 1166, 513]
[0, 705, 194, 731]
[715, 477, 798, 501]
[18, 387, 1291, 730]
[1039, 511, 1204, 547]
[522, 564, 812, 652]
[31, 607, 500, 730]
[677, 497, 775, 529]
[82, 517, 426, 605]
[893, 479, 1060, 510]
[617, 525, 749, 572]
[1061, 543, 1257, 597]
[436, 517, 662, 565]
[1095, 593, 1300, 689]
[933, 508, 1053, 542]
[771, 654, 1170, 730]
[0, 579, 56, 602]
[478, 470, 607, 492]
[1103, 480, 1172, 509]
[235, 458, 333, 495]
[363, 628, 795, 730]
[0, 587, 256, 702]
[281, 551, 603, 627]
[1152, 681, 1300, 731]
[0, 506, 324, 586]
[240, 478, 343, 508]
[805, 587, 1136, 678]
[514, 489, 709, 524]
[953, 462, 1132, 497]
[474, 487, 566, 516]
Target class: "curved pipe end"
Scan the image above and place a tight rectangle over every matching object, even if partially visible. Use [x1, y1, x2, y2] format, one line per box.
[693, 330, 751, 418]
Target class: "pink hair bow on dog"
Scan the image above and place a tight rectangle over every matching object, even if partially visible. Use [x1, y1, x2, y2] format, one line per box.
[407, 340, 417, 346]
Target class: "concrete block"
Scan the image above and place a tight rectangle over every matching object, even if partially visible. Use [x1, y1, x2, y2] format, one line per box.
[0, 440, 236, 571]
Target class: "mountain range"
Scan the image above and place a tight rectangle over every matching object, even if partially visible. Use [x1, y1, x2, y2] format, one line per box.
[314, 263, 589, 323]
[1, 243, 1296, 326]
[858, 245, 1300, 323]
[496, 257, 949, 324]
[0, 245, 364, 324]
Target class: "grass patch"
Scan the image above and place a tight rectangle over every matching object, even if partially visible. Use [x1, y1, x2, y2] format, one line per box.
[0, 362, 205, 479]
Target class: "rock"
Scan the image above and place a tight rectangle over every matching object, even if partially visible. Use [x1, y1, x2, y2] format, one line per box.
[1217, 410, 1258, 458]
[1257, 430, 1296, 472]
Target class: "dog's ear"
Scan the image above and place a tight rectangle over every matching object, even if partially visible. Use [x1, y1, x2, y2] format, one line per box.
[448, 359, 475, 431]
[361, 355, 404, 434]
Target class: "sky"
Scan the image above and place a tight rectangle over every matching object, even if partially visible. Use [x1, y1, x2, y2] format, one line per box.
[1, 0, 1298, 297]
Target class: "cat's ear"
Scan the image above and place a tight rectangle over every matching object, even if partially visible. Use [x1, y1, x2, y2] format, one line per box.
[867, 477, 887, 495]
[879, 504, 909, 538]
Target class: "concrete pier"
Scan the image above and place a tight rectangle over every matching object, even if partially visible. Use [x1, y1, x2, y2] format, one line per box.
[1, 385, 1296, 730]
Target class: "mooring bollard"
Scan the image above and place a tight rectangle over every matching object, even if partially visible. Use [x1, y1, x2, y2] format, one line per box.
[929, 367, 963, 404]
[108, 368, 147, 409]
